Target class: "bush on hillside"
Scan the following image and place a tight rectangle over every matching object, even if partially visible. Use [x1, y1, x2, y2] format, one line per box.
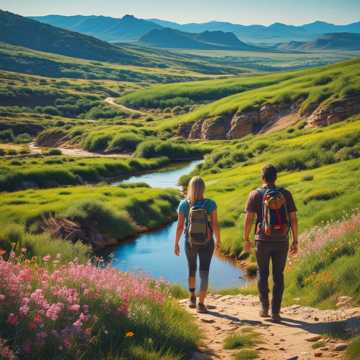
[303, 190, 342, 204]
[61, 200, 135, 240]
[0, 129, 15, 143]
[14, 133, 32, 144]
[45, 148, 62, 156]
[82, 134, 112, 152]
[106, 133, 143, 154]
[135, 141, 203, 160]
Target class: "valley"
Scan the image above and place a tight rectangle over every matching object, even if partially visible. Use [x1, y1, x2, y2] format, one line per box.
[0, 6, 360, 360]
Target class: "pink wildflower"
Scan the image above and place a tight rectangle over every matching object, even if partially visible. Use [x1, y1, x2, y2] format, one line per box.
[68, 304, 80, 312]
[7, 313, 18, 326]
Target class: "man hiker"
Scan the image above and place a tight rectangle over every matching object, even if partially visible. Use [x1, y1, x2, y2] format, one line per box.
[243, 164, 298, 323]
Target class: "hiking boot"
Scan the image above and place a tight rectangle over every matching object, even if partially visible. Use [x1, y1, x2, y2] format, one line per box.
[189, 295, 196, 309]
[197, 303, 208, 314]
[271, 313, 282, 323]
[259, 307, 270, 318]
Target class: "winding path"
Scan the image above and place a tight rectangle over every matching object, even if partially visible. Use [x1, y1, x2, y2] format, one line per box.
[104, 97, 148, 116]
[183, 294, 360, 360]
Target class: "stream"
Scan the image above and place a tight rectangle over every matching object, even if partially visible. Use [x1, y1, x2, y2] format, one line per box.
[111, 160, 247, 289]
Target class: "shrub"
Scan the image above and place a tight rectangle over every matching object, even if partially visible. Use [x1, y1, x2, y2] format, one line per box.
[106, 133, 143, 154]
[83, 134, 112, 152]
[302, 175, 314, 181]
[45, 148, 62, 156]
[303, 190, 341, 204]
[0, 129, 14, 143]
[14, 133, 32, 144]
[61, 200, 135, 240]
[135, 141, 203, 160]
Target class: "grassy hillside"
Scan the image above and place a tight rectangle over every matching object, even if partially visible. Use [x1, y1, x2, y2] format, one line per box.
[0, 10, 144, 65]
[0, 42, 232, 83]
[115, 58, 360, 132]
[0, 155, 170, 192]
[118, 71, 296, 109]
[0, 184, 179, 244]
[183, 116, 360, 257]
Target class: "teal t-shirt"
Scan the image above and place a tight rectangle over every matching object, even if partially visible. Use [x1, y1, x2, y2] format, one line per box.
[177, 198, 217, 240]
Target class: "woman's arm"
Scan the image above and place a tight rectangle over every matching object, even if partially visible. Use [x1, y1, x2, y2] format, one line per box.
[210, 210, 221, 250]
[175, 213, 185, 256]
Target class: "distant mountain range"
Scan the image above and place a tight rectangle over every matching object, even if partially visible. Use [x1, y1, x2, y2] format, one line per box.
[0, 10, 142, 65]
[139, 28, 258, 50]
[31, 14, 161, 42]
[276, 32, 360, 51]
[32, 14, 360, 45]
[149, 19, 360, 44]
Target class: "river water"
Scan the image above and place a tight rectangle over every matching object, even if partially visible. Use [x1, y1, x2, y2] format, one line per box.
[111, 160, 247, 289]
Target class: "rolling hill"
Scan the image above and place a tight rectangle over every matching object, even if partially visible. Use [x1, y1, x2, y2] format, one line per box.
[0, 10, 142, 65]
[277, 33, 360, 51]
[31, 14, 162, 42]
[139, 28, 257, 50]
[117, 58, 360, 139]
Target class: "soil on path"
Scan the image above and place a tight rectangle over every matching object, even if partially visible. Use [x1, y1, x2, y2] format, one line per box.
[181, 294, 360, 360]
[104, 97, 148, 116]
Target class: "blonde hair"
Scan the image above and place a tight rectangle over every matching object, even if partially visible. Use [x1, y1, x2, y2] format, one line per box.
[187, 176, 205, 203]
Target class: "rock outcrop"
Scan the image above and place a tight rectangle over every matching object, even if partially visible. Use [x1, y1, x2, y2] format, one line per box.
[178, 101, 302, 140]
[307, 95, 360, 127]
[176, 95, 360, 141]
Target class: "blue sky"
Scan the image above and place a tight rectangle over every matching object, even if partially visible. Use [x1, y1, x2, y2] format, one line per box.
[1, 0, 359, 25]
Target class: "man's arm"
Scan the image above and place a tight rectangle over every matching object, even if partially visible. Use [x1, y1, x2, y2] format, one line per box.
[243, 212, 255, 252]
[289, 211, 298, 255]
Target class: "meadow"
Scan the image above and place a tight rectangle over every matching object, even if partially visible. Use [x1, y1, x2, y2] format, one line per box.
[1, 29, 360, 358]
[0, 155, 170, 191]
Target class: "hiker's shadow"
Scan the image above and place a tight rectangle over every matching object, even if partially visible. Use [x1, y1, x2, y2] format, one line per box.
[275, 315, 360, 336]
[206, 308, 263, 326]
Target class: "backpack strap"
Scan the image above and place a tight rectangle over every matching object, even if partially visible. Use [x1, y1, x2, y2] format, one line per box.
[255, 187, 267, 227]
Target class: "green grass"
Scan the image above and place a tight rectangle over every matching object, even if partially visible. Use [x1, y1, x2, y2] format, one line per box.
[0, 155, 170, 192]
[0, 185, 180, 250]
[224, 328, 260, 360]
[223, 328, 261, 350]
[347, 337, 360, 360]
[181, 117, 360, 257]
[152, 58, 360, 132]
[235, 349, 259, 360]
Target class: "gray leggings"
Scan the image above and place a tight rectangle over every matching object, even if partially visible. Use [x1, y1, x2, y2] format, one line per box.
[185, 240, 214, 292]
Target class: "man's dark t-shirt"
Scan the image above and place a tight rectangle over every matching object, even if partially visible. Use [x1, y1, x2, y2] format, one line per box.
[245, 186, 297, 241]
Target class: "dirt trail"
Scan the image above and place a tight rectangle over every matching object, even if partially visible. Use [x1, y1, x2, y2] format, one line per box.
[104, 97, 148, 116]
[29, 142, 127, 158]
[181, 294, 360, 360]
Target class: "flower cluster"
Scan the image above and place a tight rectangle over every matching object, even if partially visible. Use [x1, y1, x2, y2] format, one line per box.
[0, 255, 165, 358]
[300, 211, 360, 257]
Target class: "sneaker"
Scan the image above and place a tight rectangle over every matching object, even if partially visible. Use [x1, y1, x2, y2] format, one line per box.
[197, 303, 208, 313]
[188, 295, 196, 309]
[271, 313, 282, 323]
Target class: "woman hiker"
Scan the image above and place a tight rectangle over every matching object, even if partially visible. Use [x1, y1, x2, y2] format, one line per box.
[174, 176, 221, 313]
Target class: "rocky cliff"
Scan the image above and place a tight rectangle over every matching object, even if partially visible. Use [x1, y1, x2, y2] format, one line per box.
[177, 95, 360, 140]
